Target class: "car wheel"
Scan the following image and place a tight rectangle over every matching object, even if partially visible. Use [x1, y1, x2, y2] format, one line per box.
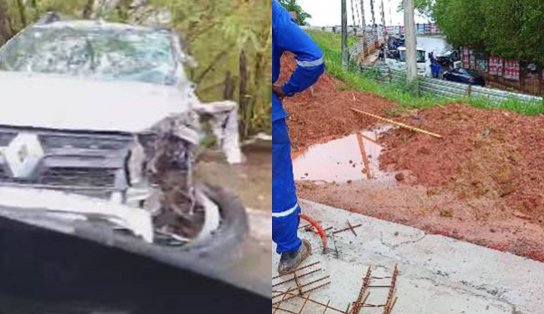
[183, 183, 249, 251]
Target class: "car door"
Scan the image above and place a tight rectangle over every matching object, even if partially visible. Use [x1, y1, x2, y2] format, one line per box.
[456, 68, 471, 83]
[445, 69, 459, 82]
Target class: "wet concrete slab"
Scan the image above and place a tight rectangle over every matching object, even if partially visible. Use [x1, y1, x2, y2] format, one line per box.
[272, 200, 544, 313]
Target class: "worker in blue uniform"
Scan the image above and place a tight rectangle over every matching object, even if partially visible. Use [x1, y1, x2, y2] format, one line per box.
[272, 0, 325, 275]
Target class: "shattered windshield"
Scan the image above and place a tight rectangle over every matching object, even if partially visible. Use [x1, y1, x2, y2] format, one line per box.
[0, 26, 177, 85]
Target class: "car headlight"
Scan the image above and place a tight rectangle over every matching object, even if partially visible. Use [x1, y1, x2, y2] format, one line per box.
[124, 135, 160, 212]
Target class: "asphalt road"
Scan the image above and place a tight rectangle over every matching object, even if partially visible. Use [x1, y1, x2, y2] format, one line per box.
[417, 35, 450, 76]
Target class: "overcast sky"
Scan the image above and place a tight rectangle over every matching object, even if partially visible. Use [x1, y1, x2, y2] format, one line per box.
[298, 0, 429, 26]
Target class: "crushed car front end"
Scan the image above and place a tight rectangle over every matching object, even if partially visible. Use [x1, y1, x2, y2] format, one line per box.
[0, 16, 269, 311]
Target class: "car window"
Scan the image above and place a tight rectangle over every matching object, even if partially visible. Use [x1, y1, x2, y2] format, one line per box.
[398, 50, 406, 62]
[397, 50, 425, 63]
[0, 26, 178, 85]
[416, 50, 426, 63]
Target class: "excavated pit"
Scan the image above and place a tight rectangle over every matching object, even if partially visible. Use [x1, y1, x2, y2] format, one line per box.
[280, 54, 544, 261]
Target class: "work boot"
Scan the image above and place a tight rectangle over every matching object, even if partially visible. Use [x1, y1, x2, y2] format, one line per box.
[278, 239, 312, 275]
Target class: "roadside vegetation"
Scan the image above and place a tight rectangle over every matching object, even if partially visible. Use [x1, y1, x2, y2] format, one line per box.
[310, 31, 544, 116]
[0, 0, 271, 137]
[410, 0, 544, 94]
[278, 0, 311, 25]
[432, 0, 544, 67]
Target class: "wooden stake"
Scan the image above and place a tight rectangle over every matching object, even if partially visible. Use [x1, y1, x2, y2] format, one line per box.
[350, 108, 442, 138]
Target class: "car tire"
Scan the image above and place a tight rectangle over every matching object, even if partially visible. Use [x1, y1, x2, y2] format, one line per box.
[77, 183, 250, 261]
[183, 183, 249, 251]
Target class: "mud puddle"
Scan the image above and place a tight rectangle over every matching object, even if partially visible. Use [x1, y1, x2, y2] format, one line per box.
[293, 125, 394, 183]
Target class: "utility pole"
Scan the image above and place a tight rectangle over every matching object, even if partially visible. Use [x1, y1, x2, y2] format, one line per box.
[380, 0, 387, 58]
[354, 0, 361, 29]
[359, 0, 367, 57]
[388, 0, 393, 27]
[403, 0, 418, 83]
[369, 0, 377, 47]
[341, 0, 349, 68]
[380, 0, 386, 37]
[350, 0, 356, 29]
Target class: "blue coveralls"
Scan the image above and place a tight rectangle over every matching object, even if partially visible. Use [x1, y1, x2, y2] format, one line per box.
[272, 0, 325, 254]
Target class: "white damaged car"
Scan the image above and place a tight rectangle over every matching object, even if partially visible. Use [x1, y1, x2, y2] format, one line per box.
[0, 14, 251, 264]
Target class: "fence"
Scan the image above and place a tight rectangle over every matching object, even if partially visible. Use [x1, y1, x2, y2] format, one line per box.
[459, 47, 544, 96]
[303, 25, 385, 36]
[363, 64, 543, 105]
[348, 33, 381, 58]
[386, 23, 441, 35]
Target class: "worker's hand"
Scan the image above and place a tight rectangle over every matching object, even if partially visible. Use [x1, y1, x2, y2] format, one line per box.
[272, 84, 286, 99]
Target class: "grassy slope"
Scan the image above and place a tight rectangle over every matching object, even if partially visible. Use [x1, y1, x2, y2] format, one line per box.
[310, 31, 544, 116]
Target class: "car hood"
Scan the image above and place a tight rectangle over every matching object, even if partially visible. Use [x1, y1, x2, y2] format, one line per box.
[0, 71, 192, 134]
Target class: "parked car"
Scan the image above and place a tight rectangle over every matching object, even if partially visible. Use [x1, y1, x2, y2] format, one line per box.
[443, 67, 485, 86]
[0, 12, 267, 311]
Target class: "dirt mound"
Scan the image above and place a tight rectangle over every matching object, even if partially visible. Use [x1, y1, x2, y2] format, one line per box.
[379, 104, 544, 224]
[283, 53, 544, 261]
[278, 54, 397, 152]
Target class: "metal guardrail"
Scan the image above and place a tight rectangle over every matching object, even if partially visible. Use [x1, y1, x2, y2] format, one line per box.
[363, 65, 543, 105]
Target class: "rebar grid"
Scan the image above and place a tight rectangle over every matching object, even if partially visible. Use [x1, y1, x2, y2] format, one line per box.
[272, 291, 347, 314]
[273, 261, 321, 280]
[350, 264, 399, 314]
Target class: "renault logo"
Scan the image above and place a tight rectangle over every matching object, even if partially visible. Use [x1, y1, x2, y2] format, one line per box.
[0, 133, 44, 179]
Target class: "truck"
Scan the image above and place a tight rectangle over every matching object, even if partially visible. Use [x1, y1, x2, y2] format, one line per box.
[385, 46, 427, 76]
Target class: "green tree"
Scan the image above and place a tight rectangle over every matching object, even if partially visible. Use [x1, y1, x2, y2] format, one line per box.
[0, 0, 9, 44]
[480, 0, 524, 60]
[278, 0, 311, 25]
[433, 0, 485, 49]
[519, 0, 544, 65]
[482, 0, 544, 65]
[398, 0, 435, 20]
[149, 0, 271, 135]
[433, 0, 544, 64]
[0, 0, 272, 136]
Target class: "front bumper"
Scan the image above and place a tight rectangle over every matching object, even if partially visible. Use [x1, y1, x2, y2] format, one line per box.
[0, 185, 270, 312]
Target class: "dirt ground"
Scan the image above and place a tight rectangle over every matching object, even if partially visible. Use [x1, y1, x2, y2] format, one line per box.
[278, 54, 397, 153]
[282, 55, 544, 261]
[196, 143, 271, 212]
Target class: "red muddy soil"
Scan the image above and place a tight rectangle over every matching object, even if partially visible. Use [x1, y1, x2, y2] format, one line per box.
[281, 55, 544, 261]
[277, 54, 397, 153]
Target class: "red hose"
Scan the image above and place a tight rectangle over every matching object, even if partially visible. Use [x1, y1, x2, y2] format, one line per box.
[299, 213, 328, 253]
